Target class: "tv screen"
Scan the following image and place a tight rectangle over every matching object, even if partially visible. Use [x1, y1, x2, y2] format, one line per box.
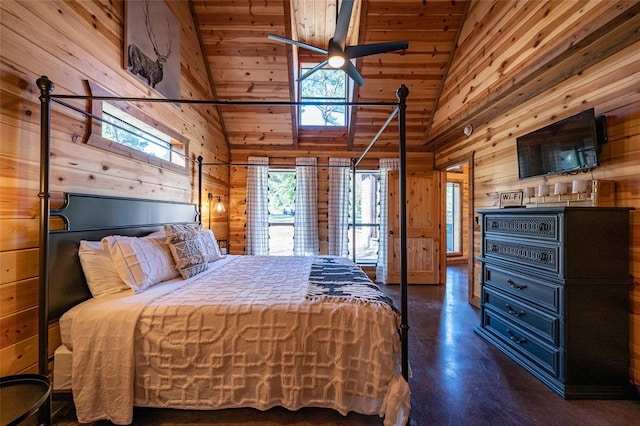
[517, 108, 599, 179]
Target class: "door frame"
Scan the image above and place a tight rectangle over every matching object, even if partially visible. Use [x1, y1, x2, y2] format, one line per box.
[438, 152, 478, 306]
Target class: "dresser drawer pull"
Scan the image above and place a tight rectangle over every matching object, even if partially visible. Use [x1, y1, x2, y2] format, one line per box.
[505, 304, 525, 317]
[507, 329, 527, 344]
[507, 279, 527, 290]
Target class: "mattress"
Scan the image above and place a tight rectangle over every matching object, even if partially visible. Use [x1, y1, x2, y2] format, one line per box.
[59, 255, 409, 425]
[53, 345, 73, 390]
[58, 256, 235, 349]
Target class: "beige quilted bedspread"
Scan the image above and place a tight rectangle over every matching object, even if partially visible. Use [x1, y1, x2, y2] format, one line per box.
[71, 256, 409, 425]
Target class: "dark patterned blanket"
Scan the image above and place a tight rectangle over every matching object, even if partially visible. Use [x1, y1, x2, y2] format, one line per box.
[306, 256, 398, 314]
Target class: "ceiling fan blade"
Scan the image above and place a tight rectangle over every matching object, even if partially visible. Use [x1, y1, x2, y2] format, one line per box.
[298, 60, 329, 82]
[345, 41, 409, 59]
[267, 34, 327, 55]
[333, 0, 354, 49]
[343, 61, 365, 86]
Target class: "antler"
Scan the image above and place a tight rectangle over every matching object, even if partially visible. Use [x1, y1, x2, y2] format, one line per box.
[163, 15, 173, 59]
[142, 0, 172, 60]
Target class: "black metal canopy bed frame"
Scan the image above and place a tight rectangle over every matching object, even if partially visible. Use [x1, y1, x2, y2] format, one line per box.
[35, 75, 411, 424]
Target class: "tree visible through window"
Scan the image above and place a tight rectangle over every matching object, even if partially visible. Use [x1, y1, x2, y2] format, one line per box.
[300, 67, 346, 126]
[266, 168, 380, 263]
[446, 181, 462, 254]
[349, 171, 380, 263]
[101, 103, 185, 166]
[268, 170, 296, 255]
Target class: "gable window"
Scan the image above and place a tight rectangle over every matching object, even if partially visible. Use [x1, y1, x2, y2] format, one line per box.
[299, 66, 346, 126]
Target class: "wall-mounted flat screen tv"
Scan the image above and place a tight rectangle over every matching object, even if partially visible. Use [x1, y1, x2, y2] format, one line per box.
[516, 108, 600, 179]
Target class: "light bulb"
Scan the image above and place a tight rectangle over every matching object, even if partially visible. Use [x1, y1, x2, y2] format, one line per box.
[328, 54, 345, 68]
[214, 197, 225, 213]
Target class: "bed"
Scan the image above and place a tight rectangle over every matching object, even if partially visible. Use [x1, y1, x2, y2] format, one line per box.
[36, 76, 412, 425]
[47, 193, 409, 425]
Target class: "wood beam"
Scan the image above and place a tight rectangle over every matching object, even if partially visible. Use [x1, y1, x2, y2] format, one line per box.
[346, 0, 369, 152]
[188, 0, 230, 151]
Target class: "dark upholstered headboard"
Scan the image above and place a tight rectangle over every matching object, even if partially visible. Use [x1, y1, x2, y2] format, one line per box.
[48, 193, 198, 321]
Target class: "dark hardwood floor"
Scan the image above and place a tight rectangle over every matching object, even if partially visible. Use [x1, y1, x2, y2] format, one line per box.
[54, 265, 640, 425]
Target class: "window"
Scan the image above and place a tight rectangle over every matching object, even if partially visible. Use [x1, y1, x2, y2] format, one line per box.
[446, 181, 462, 254]
[102, 104, 185, 166]
[86, 81, 188, 173]
[299, 66, 346, 126]
[349, 171, 380, 264]
[268, 170, 296, 255]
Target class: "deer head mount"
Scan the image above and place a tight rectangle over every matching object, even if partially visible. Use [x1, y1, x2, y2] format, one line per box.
[127, 0, 173, 89]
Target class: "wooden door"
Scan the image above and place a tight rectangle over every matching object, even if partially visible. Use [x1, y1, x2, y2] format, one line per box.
[387, 170, 442, 284]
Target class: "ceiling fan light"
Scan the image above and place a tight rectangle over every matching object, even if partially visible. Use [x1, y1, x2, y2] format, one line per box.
[328, 54, 345, 68]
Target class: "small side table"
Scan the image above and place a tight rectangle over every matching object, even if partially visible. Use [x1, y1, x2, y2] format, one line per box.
[0, 374, 51, 426]
[217, 239, 230, 255]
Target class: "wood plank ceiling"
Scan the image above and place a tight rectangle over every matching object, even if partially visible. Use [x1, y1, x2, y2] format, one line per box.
[191, 0, 468, 153]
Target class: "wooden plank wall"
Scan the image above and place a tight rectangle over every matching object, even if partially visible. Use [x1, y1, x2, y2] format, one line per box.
[0, 0, 228, 376]
[431, 1, 640, 385]
[227, 149, 433, 256]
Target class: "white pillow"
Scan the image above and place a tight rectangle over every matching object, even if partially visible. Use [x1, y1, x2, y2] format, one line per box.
[102, 234, 178, 293]
[198, 229, 223, 262]
[78, 240, 130, 297]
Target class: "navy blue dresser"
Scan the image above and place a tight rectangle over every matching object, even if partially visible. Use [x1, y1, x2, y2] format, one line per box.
[475, 207, 635, 399]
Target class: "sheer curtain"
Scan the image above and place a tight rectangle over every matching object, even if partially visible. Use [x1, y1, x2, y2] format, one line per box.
[376, 158, 399, 283]
[327, 158, 351, 257]
[246, 156, 269, 255]
[293, 157, 319, 255]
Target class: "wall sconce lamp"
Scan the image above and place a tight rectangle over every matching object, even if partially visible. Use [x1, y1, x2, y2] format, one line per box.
[208, 193, 225, 213]
[207, 193, 225, 229]
[215, 196, 225, 213]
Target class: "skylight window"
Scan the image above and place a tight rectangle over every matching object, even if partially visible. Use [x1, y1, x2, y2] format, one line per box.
[300, 66, 346, 126]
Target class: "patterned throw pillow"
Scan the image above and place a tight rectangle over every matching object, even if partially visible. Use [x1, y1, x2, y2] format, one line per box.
[164, 224, 208, 279]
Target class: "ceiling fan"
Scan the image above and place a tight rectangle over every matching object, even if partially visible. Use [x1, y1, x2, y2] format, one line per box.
[267, 0, 409, 86]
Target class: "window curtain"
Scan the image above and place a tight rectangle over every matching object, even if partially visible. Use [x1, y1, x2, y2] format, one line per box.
[246, 156, 269, 255]
[376, 158, 399, 283]
[327, 158, 351, 257]
[293, 157, 319, 255]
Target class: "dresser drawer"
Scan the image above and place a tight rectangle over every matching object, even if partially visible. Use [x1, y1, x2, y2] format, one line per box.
[484, 214, 560, 242]
[482, 309, 561, 378]
[484, 265, 561, 314]
[484, 237, 561, 276]
[483, 286, 559, 346]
